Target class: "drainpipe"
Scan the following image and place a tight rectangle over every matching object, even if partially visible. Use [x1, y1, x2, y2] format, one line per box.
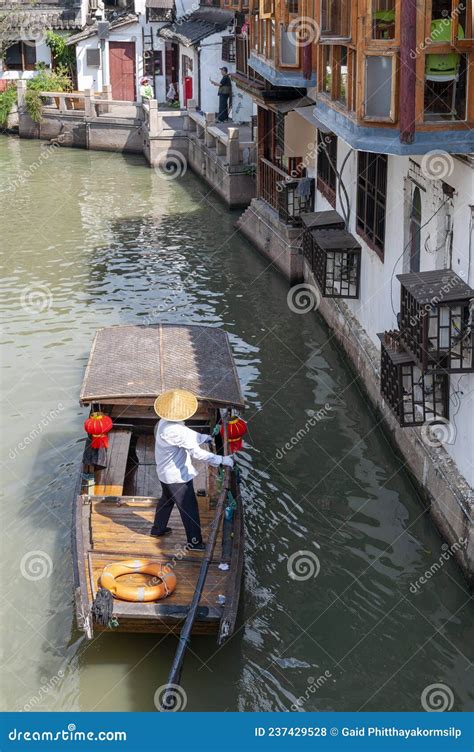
[197, 46, 201, 110]
[399, 0, 417, 144]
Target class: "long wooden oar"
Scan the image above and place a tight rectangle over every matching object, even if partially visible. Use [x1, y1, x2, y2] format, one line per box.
[160, 468, 231, 710]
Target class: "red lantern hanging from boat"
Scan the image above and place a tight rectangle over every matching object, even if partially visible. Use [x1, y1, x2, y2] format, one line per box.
[84, 412, 113, 449]
[221, 416, 247, 453]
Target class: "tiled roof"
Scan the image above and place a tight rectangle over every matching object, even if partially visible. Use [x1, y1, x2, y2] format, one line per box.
[159, 7, 234, 47]
[65, 12, 139, 45]
[0, 5, 84, 33]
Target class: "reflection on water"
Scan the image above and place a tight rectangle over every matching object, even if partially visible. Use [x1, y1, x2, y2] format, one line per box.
[1, 138, 472, 713]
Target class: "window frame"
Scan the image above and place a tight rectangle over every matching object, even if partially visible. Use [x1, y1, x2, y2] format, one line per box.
[356, 150, 388, 259]
[316, 131, 338, 208]
[4, 41, 37, 71]
[366, 0, 400, 45]
[362, 51, 397, 122]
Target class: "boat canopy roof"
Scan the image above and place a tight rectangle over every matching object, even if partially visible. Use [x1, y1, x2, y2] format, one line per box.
[80, 324, 244, 408]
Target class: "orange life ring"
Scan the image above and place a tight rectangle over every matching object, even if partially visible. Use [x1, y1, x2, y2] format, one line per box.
[99, 559, 177, 602]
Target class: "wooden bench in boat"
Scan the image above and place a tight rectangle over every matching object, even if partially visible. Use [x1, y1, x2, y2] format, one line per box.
[94, 428, 132, 496]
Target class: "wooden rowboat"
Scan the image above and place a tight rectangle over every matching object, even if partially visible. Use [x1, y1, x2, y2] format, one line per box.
[73, 324, 245, 642]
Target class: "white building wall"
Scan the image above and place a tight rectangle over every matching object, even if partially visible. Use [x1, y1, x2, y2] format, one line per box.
[200, 31, 253, 122]
[76, 20, 167, 102]
[313, 134, 474, 486]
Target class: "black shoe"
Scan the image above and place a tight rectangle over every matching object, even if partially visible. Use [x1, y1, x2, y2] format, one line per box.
[188, 541, 206, 551]
[150, 527, 172, 538]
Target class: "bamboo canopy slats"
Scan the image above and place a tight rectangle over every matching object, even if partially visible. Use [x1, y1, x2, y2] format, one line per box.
[80, 324, 244, 408]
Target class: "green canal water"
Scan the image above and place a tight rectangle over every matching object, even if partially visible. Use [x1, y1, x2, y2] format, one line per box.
[1, 137, 472, 713]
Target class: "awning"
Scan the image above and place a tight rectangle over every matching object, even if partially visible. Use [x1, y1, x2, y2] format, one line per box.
[80, 324, 244, 408]
[263, 96, 314, 114]
[293, 105, 332, 133]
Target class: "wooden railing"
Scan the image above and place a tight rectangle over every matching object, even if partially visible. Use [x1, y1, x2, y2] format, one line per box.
[259, 157, 288, 212]
[258, 157, 314, 225]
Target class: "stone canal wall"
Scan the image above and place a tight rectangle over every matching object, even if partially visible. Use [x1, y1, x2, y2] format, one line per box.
[14, 84, 256, 210]
[302, 266, 473, 584]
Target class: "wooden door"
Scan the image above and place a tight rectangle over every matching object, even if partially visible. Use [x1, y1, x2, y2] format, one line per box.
[109, 41, 136, 101]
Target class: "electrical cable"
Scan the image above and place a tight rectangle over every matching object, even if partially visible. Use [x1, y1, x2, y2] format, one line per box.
[389, 196, 450, 318]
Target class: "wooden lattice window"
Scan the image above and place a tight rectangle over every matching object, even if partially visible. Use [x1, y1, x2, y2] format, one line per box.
[317, 131, 337, 207]
[379, 331, 449, 426]
[356, 151, 387, 258]
[398, 271, 474, 373]
[222, 36, 236, 62]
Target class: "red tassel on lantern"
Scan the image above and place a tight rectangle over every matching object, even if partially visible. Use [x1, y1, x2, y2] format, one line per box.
[221, 416, 247, 454]
[84, 412, 113, 449]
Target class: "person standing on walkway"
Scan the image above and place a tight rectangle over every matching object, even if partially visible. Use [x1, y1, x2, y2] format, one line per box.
[150, 389, 234, 550]
[210, 66, 232, 122]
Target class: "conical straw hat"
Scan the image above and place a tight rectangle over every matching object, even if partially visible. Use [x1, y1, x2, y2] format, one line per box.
[154, 389, 198, 421]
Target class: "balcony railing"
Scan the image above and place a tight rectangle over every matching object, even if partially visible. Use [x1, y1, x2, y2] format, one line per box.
[258, 158, 314, 225]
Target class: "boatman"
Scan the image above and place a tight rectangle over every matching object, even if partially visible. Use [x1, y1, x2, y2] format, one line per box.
[151, 389, 234, 550]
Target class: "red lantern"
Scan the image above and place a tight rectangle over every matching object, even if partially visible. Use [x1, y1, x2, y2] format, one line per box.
[84, 412, 113, 449]
[221, 416, 247, 454]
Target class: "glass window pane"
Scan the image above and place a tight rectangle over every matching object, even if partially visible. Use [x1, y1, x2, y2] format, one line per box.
[424, 51, 467, 121]
[321, 0, 350, 37]
[372, 0, 396, 40]
[323, 46, 332, 93]
[280, 26, 298, 65]
[364, 55, 392, 118]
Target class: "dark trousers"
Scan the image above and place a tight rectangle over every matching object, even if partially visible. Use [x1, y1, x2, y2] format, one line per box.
[151, 480, 202, 545]
[218, 94, 229, 122]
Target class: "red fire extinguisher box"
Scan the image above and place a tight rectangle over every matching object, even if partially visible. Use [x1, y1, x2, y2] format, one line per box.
[184, 76, 193, 105]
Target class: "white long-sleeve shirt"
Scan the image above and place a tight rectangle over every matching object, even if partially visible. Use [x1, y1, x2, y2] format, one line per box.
[154, 419, 223, 484]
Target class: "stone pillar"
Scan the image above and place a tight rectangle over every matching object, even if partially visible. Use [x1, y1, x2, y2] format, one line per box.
[16, 80, 27, 110]
[227, 127, 240, 166]
[204, 113, 215, 147]
[148, 99, 160, 137]
[184, 98, 197, 132]
[84, 89, 95, 119]
[102, 84, 112, 114]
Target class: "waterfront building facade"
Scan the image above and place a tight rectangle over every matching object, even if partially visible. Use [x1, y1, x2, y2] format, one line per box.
[0, 0, 89, 88]
[234, 0, 474, 576]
